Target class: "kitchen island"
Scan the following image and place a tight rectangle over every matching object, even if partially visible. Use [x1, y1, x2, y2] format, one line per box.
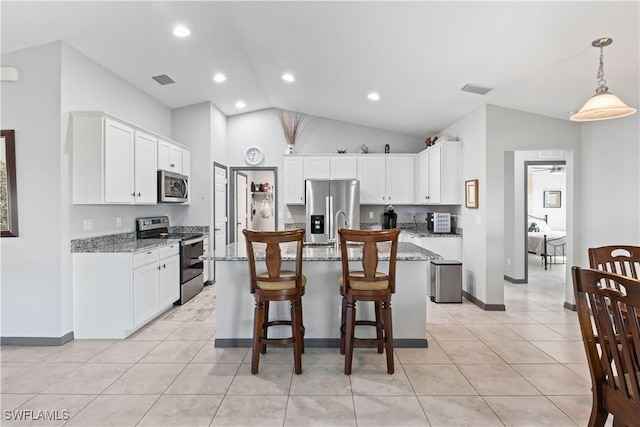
[212, 241, 441, 348]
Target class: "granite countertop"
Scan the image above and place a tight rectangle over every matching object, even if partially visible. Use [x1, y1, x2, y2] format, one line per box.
[211, 241, 441, 262]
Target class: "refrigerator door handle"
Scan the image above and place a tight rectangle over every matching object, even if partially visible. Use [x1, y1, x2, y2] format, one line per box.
[327, 196, 333, 241]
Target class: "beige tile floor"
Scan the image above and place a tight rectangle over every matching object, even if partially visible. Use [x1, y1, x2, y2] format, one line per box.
[1, 255, 606, 426]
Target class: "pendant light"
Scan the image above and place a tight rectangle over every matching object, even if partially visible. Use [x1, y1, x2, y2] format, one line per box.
[570, 37, 636, 122]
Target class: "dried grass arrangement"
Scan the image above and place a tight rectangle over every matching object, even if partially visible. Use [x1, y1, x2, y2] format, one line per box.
[278, 110, 307, 147]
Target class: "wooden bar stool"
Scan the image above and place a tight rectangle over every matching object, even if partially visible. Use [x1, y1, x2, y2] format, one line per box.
[243, 228, 306, 375]
[338, 228, 400, 375]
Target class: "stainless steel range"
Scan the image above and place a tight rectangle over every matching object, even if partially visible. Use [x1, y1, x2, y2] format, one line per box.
[136, 216, 204, 305]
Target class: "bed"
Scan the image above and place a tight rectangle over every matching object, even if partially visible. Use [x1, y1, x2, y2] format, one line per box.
[527, 214, 566, 270]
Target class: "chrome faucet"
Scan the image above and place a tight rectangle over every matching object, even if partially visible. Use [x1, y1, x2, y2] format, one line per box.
[334, 210, 350, 249]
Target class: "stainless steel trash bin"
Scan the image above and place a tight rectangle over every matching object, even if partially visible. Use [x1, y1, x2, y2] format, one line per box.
[430, 260, 462, 303]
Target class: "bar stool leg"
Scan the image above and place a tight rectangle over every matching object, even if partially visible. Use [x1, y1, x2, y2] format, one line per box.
[344, 297, 356, 375]
[340, 296, 347, 355]
[260, 301, 269, 354]
[374, 301, 384, 354]
[383, 298, 394, 374]
[291, 298, 303, 374]
[252, 300, 265, 374]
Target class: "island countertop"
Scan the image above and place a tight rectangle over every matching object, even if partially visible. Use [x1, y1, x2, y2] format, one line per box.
[213, 241, 441, 262]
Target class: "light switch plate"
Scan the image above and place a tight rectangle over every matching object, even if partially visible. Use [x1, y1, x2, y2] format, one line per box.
[83, 219, 93, 231]
[116, 217, 122, 227]
[475, 215, 481, 225]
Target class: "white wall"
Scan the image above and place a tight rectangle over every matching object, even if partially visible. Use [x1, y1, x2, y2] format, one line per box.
[1, 42, 64, 338]
[530, 167, 566, 230]
[578, 115, 640, 265]
[226, 108, 424, 230]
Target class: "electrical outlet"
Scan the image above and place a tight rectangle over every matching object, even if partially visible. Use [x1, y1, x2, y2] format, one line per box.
[411, 212, 416, 219]
[116, 217, 122, 227]
[507, 258, 511, 266]
[83, 219, 93, 231]
[369, 211, 374, 219]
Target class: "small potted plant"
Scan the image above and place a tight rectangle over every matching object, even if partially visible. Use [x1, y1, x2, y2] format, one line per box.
[278, 110, 306, 154]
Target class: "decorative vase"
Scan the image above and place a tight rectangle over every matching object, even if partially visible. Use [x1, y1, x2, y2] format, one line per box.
[284, 144, 296, 154]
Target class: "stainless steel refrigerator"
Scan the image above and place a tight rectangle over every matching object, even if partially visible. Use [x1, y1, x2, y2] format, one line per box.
[305, 179, 360, 243]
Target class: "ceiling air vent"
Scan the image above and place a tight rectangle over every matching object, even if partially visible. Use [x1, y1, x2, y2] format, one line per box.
[152, 74, 175, 85]
[460, 83, 493, 95]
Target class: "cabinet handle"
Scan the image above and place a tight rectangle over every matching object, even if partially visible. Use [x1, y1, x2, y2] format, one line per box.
[157, 265, 161, 270]
[163, 264, 166, 269]
[214, 228, 221, 231]
[147, 251, 153, 254]
[131, 192, 136, 197]
[170, 163, 175, 167]
[137, 192, 141, 197]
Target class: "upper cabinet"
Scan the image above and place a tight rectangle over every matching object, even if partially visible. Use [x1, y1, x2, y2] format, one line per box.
[330, 156, 358, 179]
[358, 155, 414, 204]
[71, 111, 189, 205]
[158, 139, 183, 174]
[416, 141, 461, 205]
[283, 157, 305, 205]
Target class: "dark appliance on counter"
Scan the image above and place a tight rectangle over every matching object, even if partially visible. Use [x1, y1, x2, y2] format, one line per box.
[136, 216, 204, 304]
[158, 170, 189, 203]
[427, 212, 452, 233]
[382, 205, 397, 229]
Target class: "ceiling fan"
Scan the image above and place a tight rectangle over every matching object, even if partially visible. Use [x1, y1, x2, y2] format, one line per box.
[529, 165, 565, 174]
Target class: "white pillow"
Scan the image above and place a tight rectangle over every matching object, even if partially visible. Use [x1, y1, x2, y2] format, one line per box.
[537, 219, 551, 232]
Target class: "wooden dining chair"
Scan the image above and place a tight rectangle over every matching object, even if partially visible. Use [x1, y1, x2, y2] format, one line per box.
[572, 266, 640, 427]
[242, 228, 306, 375]
[588, 245, 640, 279]
[338, 228, 400, 375]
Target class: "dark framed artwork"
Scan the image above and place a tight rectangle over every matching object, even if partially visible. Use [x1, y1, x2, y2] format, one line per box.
[543, 190, 561, 208]
[1, 130, 19, 237]
[465, 179, 478, 209]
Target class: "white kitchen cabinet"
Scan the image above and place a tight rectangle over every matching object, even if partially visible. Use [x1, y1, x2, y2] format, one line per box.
[74, 243, 180, 338]
[416, 142, 461, 205]
[330, 156, 358, 179]
[71, 111, 173, 205]
[158, 139, 183, 173]
[158, 245, 180, 309]
[182, 149, 191, 177]
[358, 155, 414, 204]
[284, 157, 305, 205]
[133, 130, 158, 204]
[303, 156, 330, 179]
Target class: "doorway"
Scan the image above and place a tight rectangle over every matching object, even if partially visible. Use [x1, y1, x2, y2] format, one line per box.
[524, 160, 567, 282]
[213, 162, 228, 283]
[229, 167, 278, 243]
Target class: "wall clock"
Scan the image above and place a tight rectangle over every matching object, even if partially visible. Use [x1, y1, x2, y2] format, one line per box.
[244, 146, 264, 165]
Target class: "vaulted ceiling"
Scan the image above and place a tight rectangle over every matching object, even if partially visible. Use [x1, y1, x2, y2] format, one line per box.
[2, 1, 638, 136]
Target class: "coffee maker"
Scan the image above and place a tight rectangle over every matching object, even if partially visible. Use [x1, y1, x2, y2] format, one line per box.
[382, 205, 397, 229]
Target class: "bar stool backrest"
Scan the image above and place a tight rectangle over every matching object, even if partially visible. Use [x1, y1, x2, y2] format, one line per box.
[588, 245, 640, 281]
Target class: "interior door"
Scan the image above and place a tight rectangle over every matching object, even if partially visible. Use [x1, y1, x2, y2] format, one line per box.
[235, 172, 248, 245]
[214, 164, 228, 251]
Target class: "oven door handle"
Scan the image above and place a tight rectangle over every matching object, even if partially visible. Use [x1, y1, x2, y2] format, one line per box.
[182, 237, 204, 246]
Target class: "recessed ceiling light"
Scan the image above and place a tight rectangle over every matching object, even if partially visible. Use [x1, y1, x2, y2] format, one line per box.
[173, 25, 191, 37]
[213, 73, 227, 83]
[367, 92, 380, 101]
[235, 100, 246, 109]
[282, 73, 295, 83]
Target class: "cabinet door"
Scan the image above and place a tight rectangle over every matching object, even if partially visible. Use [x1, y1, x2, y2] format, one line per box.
[428, 145, 442, 204]
[358, 157, 387, 204]
[159, 254, 180, 308]
[158, 140, 183, 173]
[386, 156, 415, 204]
[133, 261, 160, 328]
[104, 119, 135, 204]
[304, 157, 330, 179]
[416, 152, 429, 204]
[284, 157, 305, 205]
[331, 156, 358, 179]
[134, 131, 157, 204]
[182, 149, 191, 177]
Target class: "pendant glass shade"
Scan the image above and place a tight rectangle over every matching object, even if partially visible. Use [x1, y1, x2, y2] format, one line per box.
[570, 88, 637, 121]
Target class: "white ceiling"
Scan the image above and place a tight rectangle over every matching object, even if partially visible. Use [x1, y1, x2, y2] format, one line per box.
[2, 1, 638, 137]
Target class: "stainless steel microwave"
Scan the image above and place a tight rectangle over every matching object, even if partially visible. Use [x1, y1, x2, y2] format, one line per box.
[158, 170, 188, 203]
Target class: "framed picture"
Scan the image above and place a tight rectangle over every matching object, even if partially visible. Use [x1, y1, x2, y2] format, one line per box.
[1, 129, 19, 237]
[465, 179, 478, 209]
[543, 190, 561, 208]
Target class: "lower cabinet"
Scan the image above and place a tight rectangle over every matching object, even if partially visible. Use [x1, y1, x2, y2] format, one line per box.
[74, 243, 180, 338]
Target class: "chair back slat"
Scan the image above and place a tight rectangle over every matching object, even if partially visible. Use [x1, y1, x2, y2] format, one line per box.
[573, 266, 640, 419]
